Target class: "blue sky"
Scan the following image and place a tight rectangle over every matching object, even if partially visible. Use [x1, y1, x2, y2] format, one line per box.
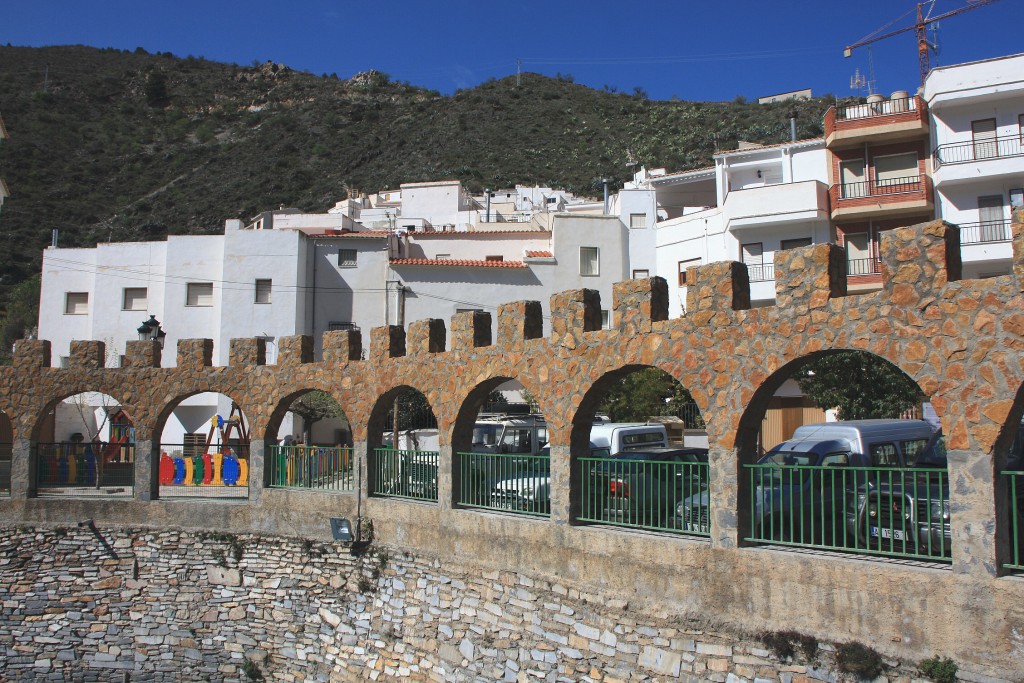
[3, 0, 1021, 101]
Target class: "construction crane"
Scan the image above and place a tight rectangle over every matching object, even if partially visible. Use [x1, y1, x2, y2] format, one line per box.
[844, 0, 1001, 85]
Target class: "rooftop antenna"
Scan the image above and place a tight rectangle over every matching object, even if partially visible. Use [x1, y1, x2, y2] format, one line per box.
[516, 58, 522, 87]
[866, 46, 878, 96]
[850, 68, 867, 94]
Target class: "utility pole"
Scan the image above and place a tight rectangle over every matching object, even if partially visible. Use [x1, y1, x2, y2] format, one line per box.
[516, 58, 521, 88]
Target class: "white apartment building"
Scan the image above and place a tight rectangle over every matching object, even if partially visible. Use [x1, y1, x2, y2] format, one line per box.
[37, 182, 633, 445]
[926, 52, 1024, 279]
[651, 139, 831, 316]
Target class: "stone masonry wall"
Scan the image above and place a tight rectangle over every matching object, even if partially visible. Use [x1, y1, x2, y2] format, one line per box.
[0, 525, 949, 683]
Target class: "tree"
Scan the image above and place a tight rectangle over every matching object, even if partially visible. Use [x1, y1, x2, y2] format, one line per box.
[0, 275, 41, 365]
[144, 71, 169, 107]
[795, 351, 923, 420]
[599, 368, 694, 423]
[287, 391, 342, 443]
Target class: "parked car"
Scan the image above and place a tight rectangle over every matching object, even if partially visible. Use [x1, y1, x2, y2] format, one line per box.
[677, 420, 947, 549]
[472, 415, 548, 456]
[487, 444, 614, 515]
[585, 447, 709, 528]
[589, 423, 668, 455]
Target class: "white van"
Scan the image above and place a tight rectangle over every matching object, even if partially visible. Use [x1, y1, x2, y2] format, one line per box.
[472, 415, 548, 456]
[589, 423, 668, 455]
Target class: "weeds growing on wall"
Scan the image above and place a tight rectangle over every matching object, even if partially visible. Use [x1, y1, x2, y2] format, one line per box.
[918, 656, 958, 683]
[835, 641, 884, 679]
[761, 630, 818, 662]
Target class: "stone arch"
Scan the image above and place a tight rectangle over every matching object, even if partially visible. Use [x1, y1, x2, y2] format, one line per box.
[264, 387, 353, 446]
[451, 374, 546, 455]
[366, 384, 439, 453]
[30, 387, 134, 443]
[154, 388, 253, 444]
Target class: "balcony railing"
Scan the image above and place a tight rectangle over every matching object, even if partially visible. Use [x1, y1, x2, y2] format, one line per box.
[836, 175, 923, 200]
[835, 96, 918, 121]
[370, 448, 438, 501]
[577, 455, 711, 535]
[746, 263, 775, 283]
[846, 257, 882, 276]
[742, 463, 951, 562]
[958, 219, 1013, 245]
[457, 451, 551, 516]
[934, 135, 1024, 167]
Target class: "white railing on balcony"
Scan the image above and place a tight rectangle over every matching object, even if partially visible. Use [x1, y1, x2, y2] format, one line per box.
[836, 96, 917, 121]
[958, 220, 1013, 245]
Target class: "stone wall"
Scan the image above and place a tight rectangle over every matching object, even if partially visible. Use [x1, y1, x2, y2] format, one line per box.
[0, 525, 958, 683]
[1, 219, 1024, 679]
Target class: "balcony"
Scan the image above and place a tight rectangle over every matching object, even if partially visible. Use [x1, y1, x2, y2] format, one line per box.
[846, 256, 882, 277]
[932, 135, 1024, 187]
[725, 180, 830, 230]
[958, 219, 1013, 245]
[829, 175, 933, 221]
[825, 96, 928, 147]
[746, 263, 775, 283]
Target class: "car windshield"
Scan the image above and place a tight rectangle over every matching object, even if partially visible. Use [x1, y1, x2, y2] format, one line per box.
[473, 424, 500, 446]
[911, 433, 948, 468]
[755, 450, 815, 485]
[759, 450, 816, 467]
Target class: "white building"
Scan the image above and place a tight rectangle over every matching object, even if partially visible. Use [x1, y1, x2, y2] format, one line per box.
[37, 181, 634, 445]
[926, 52, 1024, 279]
[651, 139, 831, 316]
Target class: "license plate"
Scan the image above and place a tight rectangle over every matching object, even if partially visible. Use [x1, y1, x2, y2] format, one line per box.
[870, 526, 906, 541]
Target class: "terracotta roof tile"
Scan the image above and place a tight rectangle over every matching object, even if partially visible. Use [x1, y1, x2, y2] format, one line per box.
[525, 250, 553, 258]
[390, 258, 527, 268]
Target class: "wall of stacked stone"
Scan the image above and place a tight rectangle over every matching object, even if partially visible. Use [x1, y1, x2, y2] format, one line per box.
[0, 217, 1023, 678]
[0, 525, 962, 683]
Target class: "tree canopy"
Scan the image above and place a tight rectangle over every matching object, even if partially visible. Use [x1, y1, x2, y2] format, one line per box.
[599, 367, 694, 423]
[287, 390, 343, 442]
[795, 351, 923, 420]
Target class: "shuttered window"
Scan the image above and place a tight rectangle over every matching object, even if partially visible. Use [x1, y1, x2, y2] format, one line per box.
[65, 292, 88, 315]
[186, 283, 213, 307]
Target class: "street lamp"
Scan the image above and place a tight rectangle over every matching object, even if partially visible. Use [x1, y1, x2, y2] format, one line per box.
[137, 315, 166, 347]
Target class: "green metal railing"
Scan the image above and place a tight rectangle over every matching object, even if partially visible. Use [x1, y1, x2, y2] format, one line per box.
[370, 448, 438, 502]
[0, 443, 11, 496]
[1004, 471, 1024, 570]
[576, 456, 711, 535]
[457, 451, 550, 516]
[35, 442, 134, 497]
[743, 463, 950, 562]
[157, 444, 249, 499]
[268, 446, 354, 492]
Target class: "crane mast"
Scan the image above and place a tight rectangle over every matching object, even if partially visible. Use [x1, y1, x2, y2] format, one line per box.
[844, 0, 1001, 85]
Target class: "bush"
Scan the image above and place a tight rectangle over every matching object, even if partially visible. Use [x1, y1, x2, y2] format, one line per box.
[761, 630, 818, 661]
[919, 656, 958, 683]
[835, 641, 884, 679]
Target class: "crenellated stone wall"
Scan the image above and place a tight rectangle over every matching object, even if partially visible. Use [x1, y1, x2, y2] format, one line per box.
[1, 217, 1024, 680]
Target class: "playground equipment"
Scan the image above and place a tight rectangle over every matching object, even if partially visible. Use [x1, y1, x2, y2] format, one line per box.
[160, 402, 250, 488]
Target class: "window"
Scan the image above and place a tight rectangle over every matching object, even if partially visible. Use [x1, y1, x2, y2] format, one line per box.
[436, 253, 451, 260]
[122, 287, 147, 311]
[59, 356, 70, 369]
[1019, 114, 1024, 143]
[580, 247, 600, 276]
[869, 442, 899, 466]
[844, 233, 872, 275]
[601, 310, 610, 329]
[328, 322, 359, 331]
[485, 255, 504, 262]
[678, 258, 700, 286]
[255, 279, 272, 304]
[781, 237, 812, 250]
[978, 195, 1006, 242]
[186, 282, 213, 307]
[972, 118, 997, 159]
[874, 152, 918, 188]
[629, 213, 647, 229]
[741, 242, 763, 265]
[65, 292, 88, 315]
[338, 249, 357, 267]
[632, 269, 650, 279]
[840, 159, 866, 198]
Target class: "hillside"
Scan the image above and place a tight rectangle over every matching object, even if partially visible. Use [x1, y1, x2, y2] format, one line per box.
[0, 44, 837, 350]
